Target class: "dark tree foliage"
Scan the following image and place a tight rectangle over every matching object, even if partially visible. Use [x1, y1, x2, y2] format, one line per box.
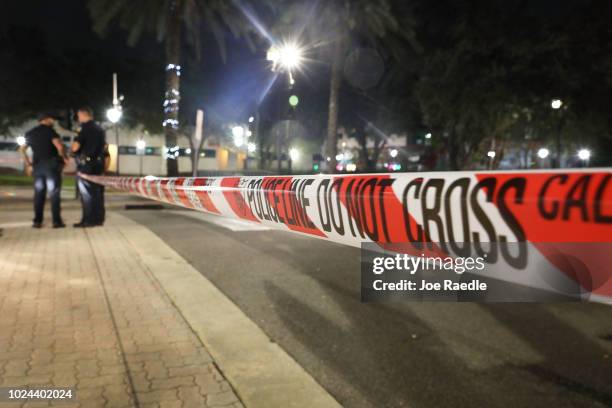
[413, 0, 612, 168]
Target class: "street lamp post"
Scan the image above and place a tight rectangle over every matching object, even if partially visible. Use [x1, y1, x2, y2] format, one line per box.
[288, 147, 299, 174]
[246, 116, 255, 171]
[577, 148, 591, 167]
[233, 125, 251, 170]
[136, 139, 146, 176]
[191, 109, 204, 177]
[267, 42, 303, 174]
[487, 150, 496, 170]
[247, 142, 256, 171]
[107, 73, 123, 175]
[537, 147, 550, 168]
[551, 99, 563, 169]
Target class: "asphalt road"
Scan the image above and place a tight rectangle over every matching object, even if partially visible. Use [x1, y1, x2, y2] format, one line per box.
[123, 208, 612, 408]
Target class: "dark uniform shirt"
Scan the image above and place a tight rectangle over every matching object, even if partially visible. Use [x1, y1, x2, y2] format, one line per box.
[75, 121, 106, 174]
[25, 124, 61, 166]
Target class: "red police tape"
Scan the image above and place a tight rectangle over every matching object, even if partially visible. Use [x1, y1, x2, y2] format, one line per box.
[80, 169, 612, 302]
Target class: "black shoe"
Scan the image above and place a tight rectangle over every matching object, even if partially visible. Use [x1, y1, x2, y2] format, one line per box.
[73, 222, 94, 228]
[32, 222, 42, 229]
[53, 222, 66, 229]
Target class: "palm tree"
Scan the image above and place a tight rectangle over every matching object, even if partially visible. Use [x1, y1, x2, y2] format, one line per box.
[278, 0, 418, 172]
[88, 0, 261, 176]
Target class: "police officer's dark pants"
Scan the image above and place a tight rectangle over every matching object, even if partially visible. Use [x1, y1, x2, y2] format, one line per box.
[33, 161, 62, 225]
[77, 176, 105, 225]
[100, 185, 106, 224]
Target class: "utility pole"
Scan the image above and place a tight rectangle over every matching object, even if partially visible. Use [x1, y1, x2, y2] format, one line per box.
[554, 118, 564, 169]
[113, 73, 119, 175]
[191, 110, 204, 177]
[551, 99, 564, 169]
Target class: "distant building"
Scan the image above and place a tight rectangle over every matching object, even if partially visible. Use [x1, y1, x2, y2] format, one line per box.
[1, 120, 252, 175]
[103, 124, 248, 176]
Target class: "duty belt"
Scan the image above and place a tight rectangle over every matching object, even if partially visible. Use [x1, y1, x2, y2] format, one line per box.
[83, 156, 102, 162]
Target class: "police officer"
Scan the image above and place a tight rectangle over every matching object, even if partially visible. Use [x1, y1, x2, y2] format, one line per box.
[20, 112, 67, 228]
[71, 107, 109, 228]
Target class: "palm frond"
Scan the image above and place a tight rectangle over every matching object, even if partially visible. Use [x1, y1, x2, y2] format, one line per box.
[88, 0, 170, 44]
[88, 0, 273, 59]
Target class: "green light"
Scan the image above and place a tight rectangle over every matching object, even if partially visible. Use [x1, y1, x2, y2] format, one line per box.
[289, 95, 299, 107]
[313, 163, 319, 171]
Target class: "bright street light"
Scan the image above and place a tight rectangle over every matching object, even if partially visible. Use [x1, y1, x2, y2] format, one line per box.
[390, 149, 398, 158]
[232, 126, 244, 138]
[107, 106, 122, 123]
[268, 43, 303, 71]
[551, 99, 563, 110]
[136, 139, 146, 150]
[289, 148, 300, 161]
[280, 46, 301, 70]
[266, 47, 280, 64]
[16, 136, 26, 146]
[247, 143, 256, 153]
[537, 148, 550, 159]
[577, 148, 591, 161]
[232, 126, 245, 147]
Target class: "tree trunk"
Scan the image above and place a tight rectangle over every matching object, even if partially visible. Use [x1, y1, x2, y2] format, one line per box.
[325, 36, 344, 173]
[448, 132, 459, 171]
[371, 138, 386, 171]
[357, 131, 368, 170]
[255, 112, 265, 171]
[163, 0, 182, 176]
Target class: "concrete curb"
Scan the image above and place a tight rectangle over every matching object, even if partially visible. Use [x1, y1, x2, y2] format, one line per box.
[113, 212, 342, 408]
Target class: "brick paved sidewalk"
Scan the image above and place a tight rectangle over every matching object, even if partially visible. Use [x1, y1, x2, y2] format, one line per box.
[0, 213, 243, 408]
